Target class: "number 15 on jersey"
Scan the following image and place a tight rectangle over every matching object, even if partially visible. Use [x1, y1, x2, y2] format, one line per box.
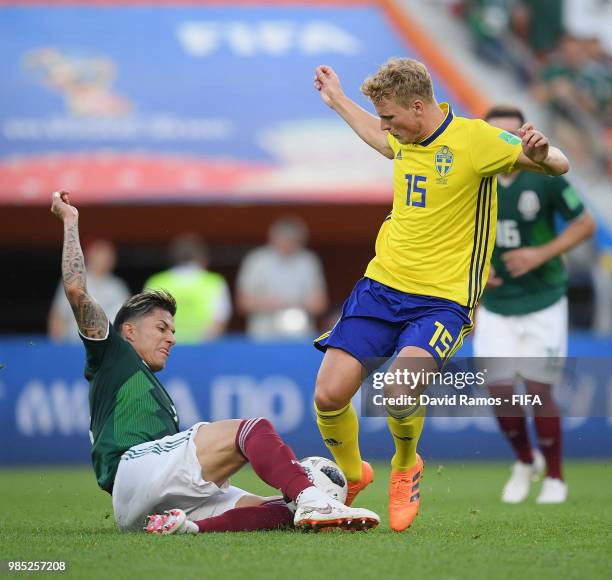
[405, 174, 427, 207]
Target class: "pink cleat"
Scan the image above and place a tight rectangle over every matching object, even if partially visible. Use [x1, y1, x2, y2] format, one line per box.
[144, 509, 198, 535]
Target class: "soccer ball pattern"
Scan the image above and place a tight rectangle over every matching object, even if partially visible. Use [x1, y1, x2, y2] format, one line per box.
[299, 456, 348, 504]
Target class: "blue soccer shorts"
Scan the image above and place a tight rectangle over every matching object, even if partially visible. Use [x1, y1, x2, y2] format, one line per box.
[314, 277, 473, 368]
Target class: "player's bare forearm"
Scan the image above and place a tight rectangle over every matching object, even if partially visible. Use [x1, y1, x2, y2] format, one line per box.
[516, 147, 569, 175]
[314, 65, 393, 159]
[52, 191, 109, 339]
[538, 211, 596, 262]
[61, 220, 109, 338]
[61, 218, 86, 292]
[329, 95, 394, 159]
[515, 122, 569, 175]
[536, 147, 569, 176]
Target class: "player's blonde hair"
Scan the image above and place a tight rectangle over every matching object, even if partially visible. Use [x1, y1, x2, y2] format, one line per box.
[361, 58, 434, 107]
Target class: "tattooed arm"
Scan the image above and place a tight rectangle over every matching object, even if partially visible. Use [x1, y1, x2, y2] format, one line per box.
[51, 191, 109, 339]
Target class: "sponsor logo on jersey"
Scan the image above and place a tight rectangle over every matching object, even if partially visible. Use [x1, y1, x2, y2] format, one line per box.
[435, 145, 453, 184]
[518, 189, 540, 220]
[498, 131, 521, 145]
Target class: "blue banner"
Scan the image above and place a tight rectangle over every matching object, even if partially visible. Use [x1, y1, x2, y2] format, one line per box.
[1, 335, 611, 466]
[0, 4, 455, 204]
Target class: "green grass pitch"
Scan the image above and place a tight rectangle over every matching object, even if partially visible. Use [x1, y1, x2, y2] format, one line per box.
[1, 461, 610, 579]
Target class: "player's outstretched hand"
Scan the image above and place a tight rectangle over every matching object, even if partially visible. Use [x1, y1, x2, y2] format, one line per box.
[314, 65, 344, 108]
[51, 190, 78, 222]
[501, 247, 546, 278]
[518, 122, 549, 165]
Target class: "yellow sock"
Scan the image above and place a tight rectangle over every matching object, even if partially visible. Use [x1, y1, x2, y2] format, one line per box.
[315, 402, 363, 482]
[386, 405, 425, 471]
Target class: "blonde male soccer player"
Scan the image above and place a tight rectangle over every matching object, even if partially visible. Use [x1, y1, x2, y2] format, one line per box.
[312, 58, 569, 532]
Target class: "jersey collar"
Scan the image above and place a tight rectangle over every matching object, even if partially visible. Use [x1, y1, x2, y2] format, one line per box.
[417, 103, 453, 147]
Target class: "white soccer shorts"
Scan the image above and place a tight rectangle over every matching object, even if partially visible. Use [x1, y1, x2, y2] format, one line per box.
[112, 422, 251, 531]
[472, 297, 568, 384]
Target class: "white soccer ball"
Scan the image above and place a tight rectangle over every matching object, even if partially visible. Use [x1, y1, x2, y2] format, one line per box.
[300, 456, 348, 504]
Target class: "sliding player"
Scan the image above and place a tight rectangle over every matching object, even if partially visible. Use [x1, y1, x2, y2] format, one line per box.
[474, 106, 595, 504]
[312, 58, 569, 531]
[51, 190, 379, 534]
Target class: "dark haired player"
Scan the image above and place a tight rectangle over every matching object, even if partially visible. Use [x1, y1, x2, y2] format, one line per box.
[51, 190, 379, 534]
[474, 107, 595, 504]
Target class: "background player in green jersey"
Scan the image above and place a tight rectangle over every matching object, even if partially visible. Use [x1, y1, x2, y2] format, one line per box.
[50, 190, 379, 534]
[474, 106, 596, 504]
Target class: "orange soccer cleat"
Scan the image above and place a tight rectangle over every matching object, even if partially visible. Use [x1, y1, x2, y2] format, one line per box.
[345, 460, 375, 506]
[388, 454, 424, 532]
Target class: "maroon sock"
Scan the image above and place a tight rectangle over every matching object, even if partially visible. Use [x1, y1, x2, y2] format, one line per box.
[490, 384, 533, 464]
[527, 381, 563, 480]
[195, 500, 294, 533]
[236, 418, 312, 502]
[496, 416, 534, 464]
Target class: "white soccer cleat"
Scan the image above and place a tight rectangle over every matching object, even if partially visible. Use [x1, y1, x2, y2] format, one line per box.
[502, 450, 545, 504]
[145, 509, 198, 535]
[536, 477, 568, 504]
[294, 496, 380, 532]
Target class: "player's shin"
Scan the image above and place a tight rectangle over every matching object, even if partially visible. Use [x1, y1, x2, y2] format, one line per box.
[491, 384, 534, 464]
[314, 402, 363, 482]
[527, 381, 563, 480]
[386, 403, 425, 471]
[235, 418, 312, 502]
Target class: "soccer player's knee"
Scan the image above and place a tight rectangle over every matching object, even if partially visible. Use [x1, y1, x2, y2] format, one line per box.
[239, 417, 275, 438]
[314, 388, 347, 412]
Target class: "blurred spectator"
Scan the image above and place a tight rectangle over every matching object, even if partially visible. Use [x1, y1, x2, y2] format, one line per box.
[236, 217, 328, 339]
[144, 234, 231, 343]
[521, 0, 563, 56]
[460, 0, 612, 171]
[582, 37, 612, 121]
[535, 35, 597, 114]
[533, 34, 611, 168]
[48, 239, 130, 342]
[463, 0, 535, 82]
[462, 0, 562, 60]
[319, 304, 343, 336]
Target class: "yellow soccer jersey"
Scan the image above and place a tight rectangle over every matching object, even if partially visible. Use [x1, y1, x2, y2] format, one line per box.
[364, 103, 522, 308]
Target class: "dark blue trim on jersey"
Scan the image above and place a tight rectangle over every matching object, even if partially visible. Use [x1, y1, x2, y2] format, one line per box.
[418, 105, 454, 147]
[468, 177, 487, 307]
[475, 178, 493, 302]
[467, 177, 493, 307]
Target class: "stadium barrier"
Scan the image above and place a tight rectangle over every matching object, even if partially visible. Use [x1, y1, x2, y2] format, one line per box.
[1, 334, 611, 466]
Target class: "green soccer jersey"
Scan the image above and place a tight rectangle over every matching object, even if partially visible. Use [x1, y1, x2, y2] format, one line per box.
[81, 324, 179, 492]
[481, 172, 585, 315]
